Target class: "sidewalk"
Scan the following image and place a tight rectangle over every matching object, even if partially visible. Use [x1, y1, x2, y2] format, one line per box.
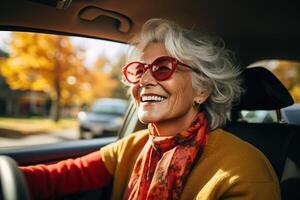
[0, 128, 79, 147]
[0, 118, 78, 138]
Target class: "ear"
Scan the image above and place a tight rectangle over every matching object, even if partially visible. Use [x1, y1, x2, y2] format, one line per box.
[193, 89, 211, 104]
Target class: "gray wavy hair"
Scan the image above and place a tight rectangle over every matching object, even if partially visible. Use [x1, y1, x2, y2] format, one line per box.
[126, 18, 243, 130]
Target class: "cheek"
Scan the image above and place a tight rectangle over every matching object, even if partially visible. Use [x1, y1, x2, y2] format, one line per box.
[174, 85, 193, 107]
[130, 84, 140, 103]
[167, 77, 194, 109]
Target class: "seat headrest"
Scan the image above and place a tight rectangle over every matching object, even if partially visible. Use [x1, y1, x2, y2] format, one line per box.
[234, 67, 294, 111]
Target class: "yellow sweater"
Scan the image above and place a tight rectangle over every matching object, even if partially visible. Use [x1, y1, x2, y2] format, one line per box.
[100, 128, 280, 200]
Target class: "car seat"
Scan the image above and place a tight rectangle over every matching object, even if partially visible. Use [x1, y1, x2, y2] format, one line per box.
[223, 67, 300, 200]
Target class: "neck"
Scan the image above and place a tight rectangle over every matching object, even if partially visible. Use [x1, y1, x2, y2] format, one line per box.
[151, 108, 198, 137]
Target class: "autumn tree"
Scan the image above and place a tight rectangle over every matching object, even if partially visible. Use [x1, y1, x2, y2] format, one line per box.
[110, 53, 129, 99]
[272, 61, 300, 103]
[1, 32, 89, 121]
[87, 56, 118, 102]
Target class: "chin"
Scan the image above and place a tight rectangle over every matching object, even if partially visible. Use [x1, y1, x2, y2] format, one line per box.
[138, 113, 161, 124]
[138, 116, 159, 124]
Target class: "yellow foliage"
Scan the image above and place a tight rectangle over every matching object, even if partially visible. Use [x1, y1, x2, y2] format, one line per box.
[272, 61, 300, 103]
[1, 32, 89, 105]
[1, 32, 121, 107]
[290, 84, 300, 103]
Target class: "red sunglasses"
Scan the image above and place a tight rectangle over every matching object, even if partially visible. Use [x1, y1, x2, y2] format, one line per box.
[122, 56, 192, 84]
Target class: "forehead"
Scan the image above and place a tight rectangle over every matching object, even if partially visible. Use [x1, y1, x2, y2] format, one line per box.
[142, 42, 169, 63]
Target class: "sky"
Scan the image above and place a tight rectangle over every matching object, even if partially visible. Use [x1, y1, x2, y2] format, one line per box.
[71, 36, 129, 68]
[0, 31, 10, 53]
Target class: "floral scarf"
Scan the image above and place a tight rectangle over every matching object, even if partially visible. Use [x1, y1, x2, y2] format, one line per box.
[124, 112, 209, 200]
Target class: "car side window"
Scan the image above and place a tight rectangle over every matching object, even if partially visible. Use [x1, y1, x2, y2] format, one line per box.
[0, 31, 130, 147]
[240, 60, 300, 125]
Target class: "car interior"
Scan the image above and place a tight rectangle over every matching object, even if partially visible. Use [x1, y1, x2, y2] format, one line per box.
[224, 67, 300, 200]
[0, 0, 300, 200]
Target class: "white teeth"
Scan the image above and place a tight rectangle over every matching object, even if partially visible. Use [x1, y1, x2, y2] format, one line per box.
[141, 95, 166, 102]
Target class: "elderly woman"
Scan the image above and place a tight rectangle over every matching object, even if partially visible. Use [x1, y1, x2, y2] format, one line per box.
[21, 19, 280, 200]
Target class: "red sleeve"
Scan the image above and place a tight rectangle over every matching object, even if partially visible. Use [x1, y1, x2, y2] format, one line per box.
[20, 151, 112, 200]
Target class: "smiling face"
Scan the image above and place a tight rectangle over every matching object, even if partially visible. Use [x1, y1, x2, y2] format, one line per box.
[130, 42, 201, 132]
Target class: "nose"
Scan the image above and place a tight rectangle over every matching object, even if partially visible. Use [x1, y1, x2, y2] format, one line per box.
[139, 65, 157, 87]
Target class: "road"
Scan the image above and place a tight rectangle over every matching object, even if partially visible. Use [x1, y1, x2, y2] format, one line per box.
[0, 128, 79, 148]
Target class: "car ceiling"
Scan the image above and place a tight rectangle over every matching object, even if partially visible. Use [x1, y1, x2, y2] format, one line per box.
[1, 0, 300, 66]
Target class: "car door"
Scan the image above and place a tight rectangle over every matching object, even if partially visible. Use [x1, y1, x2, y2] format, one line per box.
[0, 103, 143, 200]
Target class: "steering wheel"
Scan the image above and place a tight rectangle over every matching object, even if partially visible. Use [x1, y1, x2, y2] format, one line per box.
[0, 156, 30, 200]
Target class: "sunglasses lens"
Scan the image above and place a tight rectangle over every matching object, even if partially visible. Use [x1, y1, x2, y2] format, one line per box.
[126, 62, 145, 83]
[152, 59, 173, 81]
[124, 57, 176, 83]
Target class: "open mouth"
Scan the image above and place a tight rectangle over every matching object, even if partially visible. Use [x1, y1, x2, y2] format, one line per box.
[141, 95, 167, 103]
